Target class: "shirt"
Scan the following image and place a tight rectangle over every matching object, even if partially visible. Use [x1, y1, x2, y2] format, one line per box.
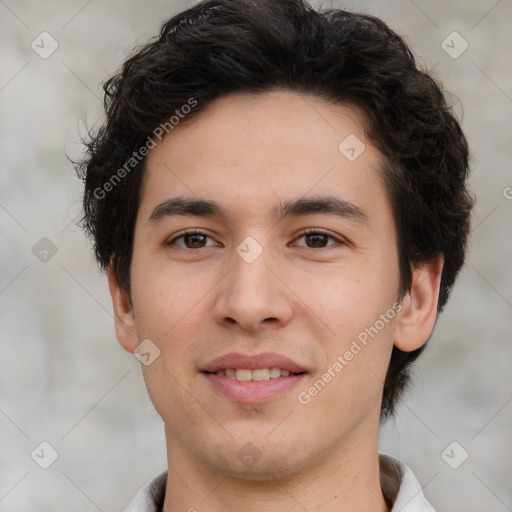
[124, 453, 436, 511]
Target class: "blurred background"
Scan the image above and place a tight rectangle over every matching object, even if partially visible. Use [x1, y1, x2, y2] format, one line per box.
[1, 0, 511, 510]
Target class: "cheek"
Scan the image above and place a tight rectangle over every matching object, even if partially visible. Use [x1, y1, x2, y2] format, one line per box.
[299, 315, 396, 429]
[131, 271, 201, 416]
[289, 262, 398, 341]
[140, 362, 208, 441]
[130, 254, 207, 339]
[292, 259, 399, 393]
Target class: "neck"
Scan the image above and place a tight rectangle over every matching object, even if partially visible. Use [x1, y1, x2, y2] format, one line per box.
[162, 426, 390, 512]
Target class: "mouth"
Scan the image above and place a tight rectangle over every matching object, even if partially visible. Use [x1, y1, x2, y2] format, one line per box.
[200, 352, 309, 403]
[204, 367, 306, 381]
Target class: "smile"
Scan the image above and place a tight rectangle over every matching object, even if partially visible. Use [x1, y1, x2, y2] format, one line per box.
[210, 368, 300, 381]
[202, 371, 307, 403]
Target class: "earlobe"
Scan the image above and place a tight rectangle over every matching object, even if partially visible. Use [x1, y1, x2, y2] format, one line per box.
[107, 263, 139, 354]
[394, 255, 444, 352]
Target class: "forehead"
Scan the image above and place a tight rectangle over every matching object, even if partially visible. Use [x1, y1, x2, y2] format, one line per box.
[138, 90, 390, 227]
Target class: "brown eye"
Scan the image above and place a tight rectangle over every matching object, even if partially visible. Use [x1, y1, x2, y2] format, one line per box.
[294, 230, 341, 249]
[304, 233, 330, 248]
[167, 230, 216, 249]
[183, 233, 208, 248]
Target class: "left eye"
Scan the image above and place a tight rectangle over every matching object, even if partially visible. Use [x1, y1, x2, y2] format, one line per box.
[293, 230, 340, 249]
[167, 229, 341, 250]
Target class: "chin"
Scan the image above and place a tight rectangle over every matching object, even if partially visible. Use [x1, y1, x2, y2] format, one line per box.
[202, 440, 307, 482]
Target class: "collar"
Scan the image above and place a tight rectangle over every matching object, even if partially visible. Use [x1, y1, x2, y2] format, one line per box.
[124, 453, 435, 511]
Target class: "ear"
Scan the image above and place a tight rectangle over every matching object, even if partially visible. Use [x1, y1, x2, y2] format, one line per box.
[394, 255, 444, 352]
[108, 262, 138, 354]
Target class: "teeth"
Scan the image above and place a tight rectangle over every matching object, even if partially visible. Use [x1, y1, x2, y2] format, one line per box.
[235, 369, 252, 381]
[269, 367, 281, 378]
[214, 367, 295, 381]
[252, 368, 270, 381]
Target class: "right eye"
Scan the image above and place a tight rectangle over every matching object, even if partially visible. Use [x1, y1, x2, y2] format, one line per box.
[166, 230, 219, 250]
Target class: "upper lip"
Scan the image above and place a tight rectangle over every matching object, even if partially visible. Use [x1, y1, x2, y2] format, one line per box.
[201, 352, 308, 374]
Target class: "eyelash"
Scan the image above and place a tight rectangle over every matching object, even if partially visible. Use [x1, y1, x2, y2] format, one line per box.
[166, 228, 345, 250]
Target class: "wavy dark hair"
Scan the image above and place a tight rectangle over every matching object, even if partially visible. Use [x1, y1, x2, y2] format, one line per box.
[75, 0, 474, 420]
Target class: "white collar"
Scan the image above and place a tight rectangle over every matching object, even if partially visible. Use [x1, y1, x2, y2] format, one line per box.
[380, 453, 436, 511]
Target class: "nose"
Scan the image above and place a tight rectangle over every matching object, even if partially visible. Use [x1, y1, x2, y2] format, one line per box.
[213, 238, 294, 334]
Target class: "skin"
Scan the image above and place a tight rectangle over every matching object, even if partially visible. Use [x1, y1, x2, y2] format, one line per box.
[108, 90, 443, 512]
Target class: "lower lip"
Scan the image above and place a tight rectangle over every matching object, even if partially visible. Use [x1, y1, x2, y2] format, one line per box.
[202, 372, 307, 403]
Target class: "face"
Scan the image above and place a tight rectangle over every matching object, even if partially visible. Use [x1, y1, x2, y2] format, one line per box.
[110, 90, 434, 479]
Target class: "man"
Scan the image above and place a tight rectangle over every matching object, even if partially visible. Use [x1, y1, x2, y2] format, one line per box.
[76, 0, 473, 510]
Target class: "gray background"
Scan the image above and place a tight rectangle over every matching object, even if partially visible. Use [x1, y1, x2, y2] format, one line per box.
[1, 0, 511, 510]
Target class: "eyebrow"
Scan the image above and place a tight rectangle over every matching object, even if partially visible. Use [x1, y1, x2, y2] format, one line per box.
[148, 195, 368, 224]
